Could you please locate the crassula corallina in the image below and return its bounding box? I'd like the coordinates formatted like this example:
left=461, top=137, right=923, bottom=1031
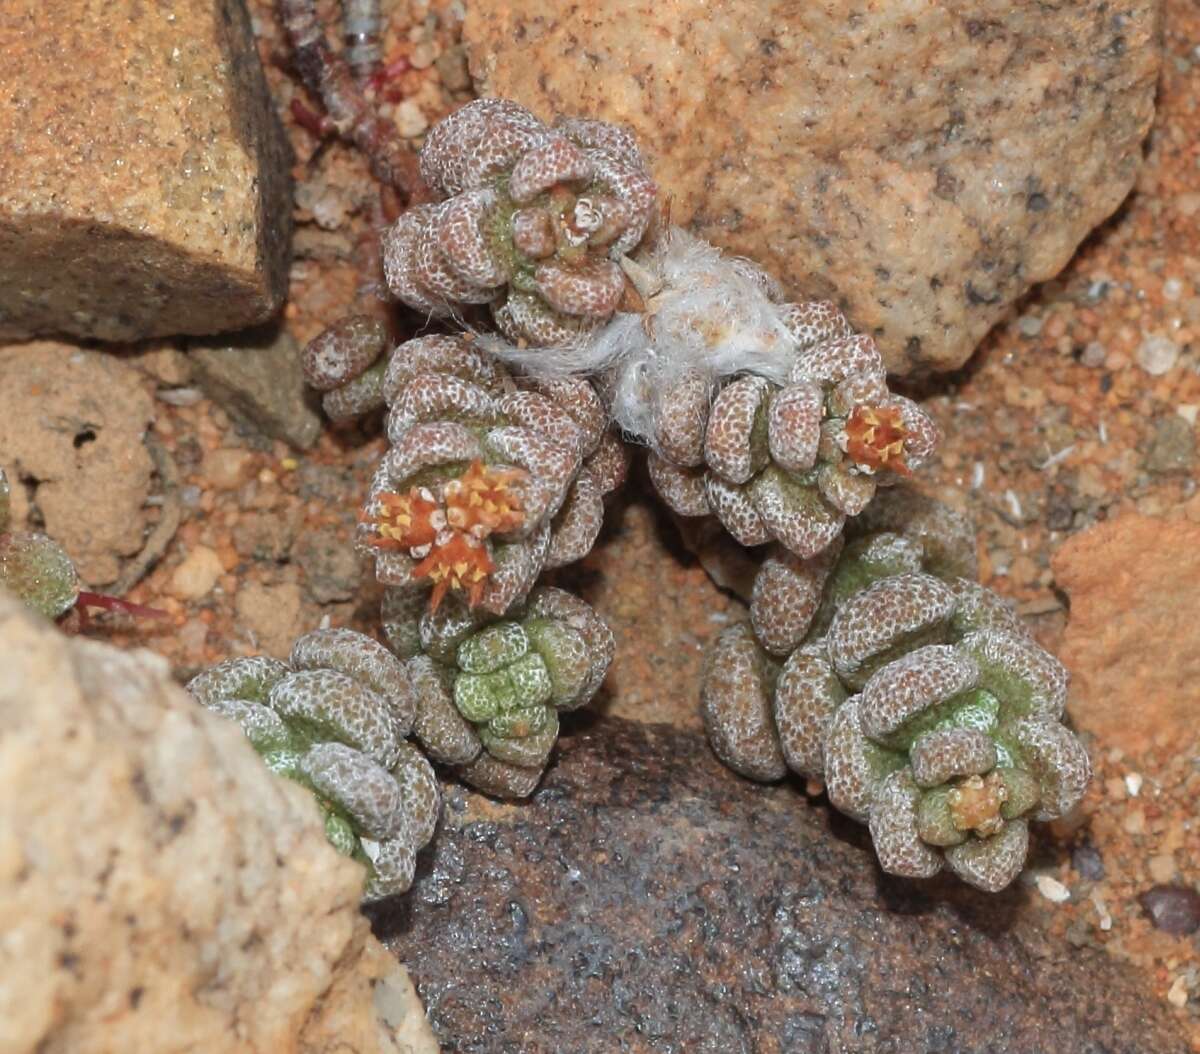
left=187, top=627, right=440, bottom=900
left=701, top=492, right=1089, bottom=892
left=0, top=467, right=79, bottom=619
left=355, top=334, right=626, bottom=616
left=633, top=234, right=939, bottom=562
left=382, top=585, right=614, bottom=799
left=383, top=98, right=657, bottom=346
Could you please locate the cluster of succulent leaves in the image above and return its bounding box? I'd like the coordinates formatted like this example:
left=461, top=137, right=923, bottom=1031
left=304, top=325, right=626, bottom=618
left=187, top=627, right=441, bottom=900
left=701, top=490, right=1090, bottom=892
left=496, top=226, right=934, bottom=570
left=384, top=98, right=657, bottom=345
left=0, top=467, right=80, bottom=619
left=261, top=98, right=1091, bottom=899
left=382, top=585, right=614, bottom=799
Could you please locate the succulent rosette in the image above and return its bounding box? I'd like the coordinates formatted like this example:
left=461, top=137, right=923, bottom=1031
left=187, top=627, right=440, bottom=901
left=382, top=585, right=614, bottom=799
left=647, top=304, right=939, bottom=561
left=381, top=98, right=658, bottom=345
left=358, top=334, right=626, bottom=615
left=701, top=491, right=1090, bottom=892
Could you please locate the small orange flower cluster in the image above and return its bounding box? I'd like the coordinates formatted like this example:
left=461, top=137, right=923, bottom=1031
left=368, top=460, right=527, bottom=609
left=845, top=405, right=911, bottom=477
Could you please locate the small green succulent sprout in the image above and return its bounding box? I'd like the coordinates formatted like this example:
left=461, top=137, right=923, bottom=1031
left=187, top=628, right=440, bottom=901
left=0, top=467, right=167, bottom=625
left=386, top=585, right=614, bottom=798
left=701, top=493, right=1090, bottom=893
left=0, top=468, right=79, bottom=619
left=0, top=529, right=80, bottom=620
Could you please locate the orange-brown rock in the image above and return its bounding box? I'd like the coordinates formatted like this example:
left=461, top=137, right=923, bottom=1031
left=1052, top=514, right=1200, bottom=755
left=0, top=0, right=291, bottom=342
left=463, top=0, right=1161, bottom=373
left=0, top=589, right=438, bottom=1054
left=0, top=343, right=154, bottom=586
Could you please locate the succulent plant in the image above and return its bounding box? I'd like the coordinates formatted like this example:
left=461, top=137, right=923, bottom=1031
left=382, top=585, right=614, bottom=798
left=301, top=313, right=393, bottom=422
left=382, top=98, right=658, bottom=344
left=701, top=491, right=1090, bottom=892
left=0, top=531, right=79, bottom=620
left=626, top=233, right=938, bottom=560
left=0, top=466, right=166, bottom=624
left=187, top=627, right=440, bottom=900
left=472, top=228, right=937, bottom=563
left=0, top=467, right=77, bottom=617
left=358, top=334, right=626, bottom=614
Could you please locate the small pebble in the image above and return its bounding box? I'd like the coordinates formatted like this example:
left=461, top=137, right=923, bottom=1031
left=435, top=45, right=472, bottom=92
left=156, top=387, right=204, bottom=407
left=169, top=545, right=224, bottom=600
left=1148, top=853, right=1178, bottom=885
left=1145, top=416, right=1196, bottom=474
left=1124, top=772, right=1143, bottom=797
left=1138, top=885, right=1200, bottom=936
left=1072, top=843, right=1106, bottom=881
left=1090, top=891, right=1113, bottom=931
left=1080, top=341, right=1107, bottom=368
left=1136, top=333, right=1180, bottom=376
left=1017, top=314, right=1044, bottom=337
left=394, top=99, right=429, bottom=138
left=409, top=42, right=436, bottom=69
left=1167, top=975, right=1188, bottom=1009
left=203, top=448, right=255, bottom=490
left=1035, top=875, right=1071, bottom=903
left=1163, top=277, right=1184, bottom=301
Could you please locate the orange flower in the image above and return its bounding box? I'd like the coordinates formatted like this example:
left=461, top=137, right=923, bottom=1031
left=364, top=461, right=528, bottom=610
left=845, top=405, right=911, bottom=476
left=412, top=531, right=496, bottom=610
left=367, top=489, right=441, bottom=551
left=443, top=461, right=525, bottom=537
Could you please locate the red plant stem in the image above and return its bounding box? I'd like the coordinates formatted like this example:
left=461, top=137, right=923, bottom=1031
left=74, top=591, right=169, bottom=620
left=369, top=55, right=411, bottom=92
left=278, top=0, right=430, bottom=202
left=290, top=98, right=334, bottom=139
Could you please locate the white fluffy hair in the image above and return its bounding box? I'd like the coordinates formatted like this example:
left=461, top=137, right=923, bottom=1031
left=475, top=227, right=802, bottom=445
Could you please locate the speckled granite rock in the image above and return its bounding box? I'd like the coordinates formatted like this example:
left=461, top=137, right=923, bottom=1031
left=0, top=0, right=291, bottom=341
left=378, top=718, right=1185, bottom=1054
left=0, top=343, right=154, bottom=585
left=190, top=325, right=322, bottom=450
left=464, top=0, right=1161, bottom=373
left=1053, top=514, right=1200, bottom=756
left=0, top=590, right=438, bottom=1054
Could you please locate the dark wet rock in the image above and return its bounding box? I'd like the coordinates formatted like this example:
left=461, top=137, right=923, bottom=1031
left=376, top=718, right=1185, bottom=1054
left=1139, top=884, right=1200, bottom=937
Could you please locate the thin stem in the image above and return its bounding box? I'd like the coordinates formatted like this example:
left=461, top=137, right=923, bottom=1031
left=278, top=0, right=429, bottom=200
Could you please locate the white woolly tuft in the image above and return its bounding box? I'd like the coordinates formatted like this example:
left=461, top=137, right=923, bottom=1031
left=474, top=313, right=643, bottom=378
left=477, top=227, right=804, bottom=446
